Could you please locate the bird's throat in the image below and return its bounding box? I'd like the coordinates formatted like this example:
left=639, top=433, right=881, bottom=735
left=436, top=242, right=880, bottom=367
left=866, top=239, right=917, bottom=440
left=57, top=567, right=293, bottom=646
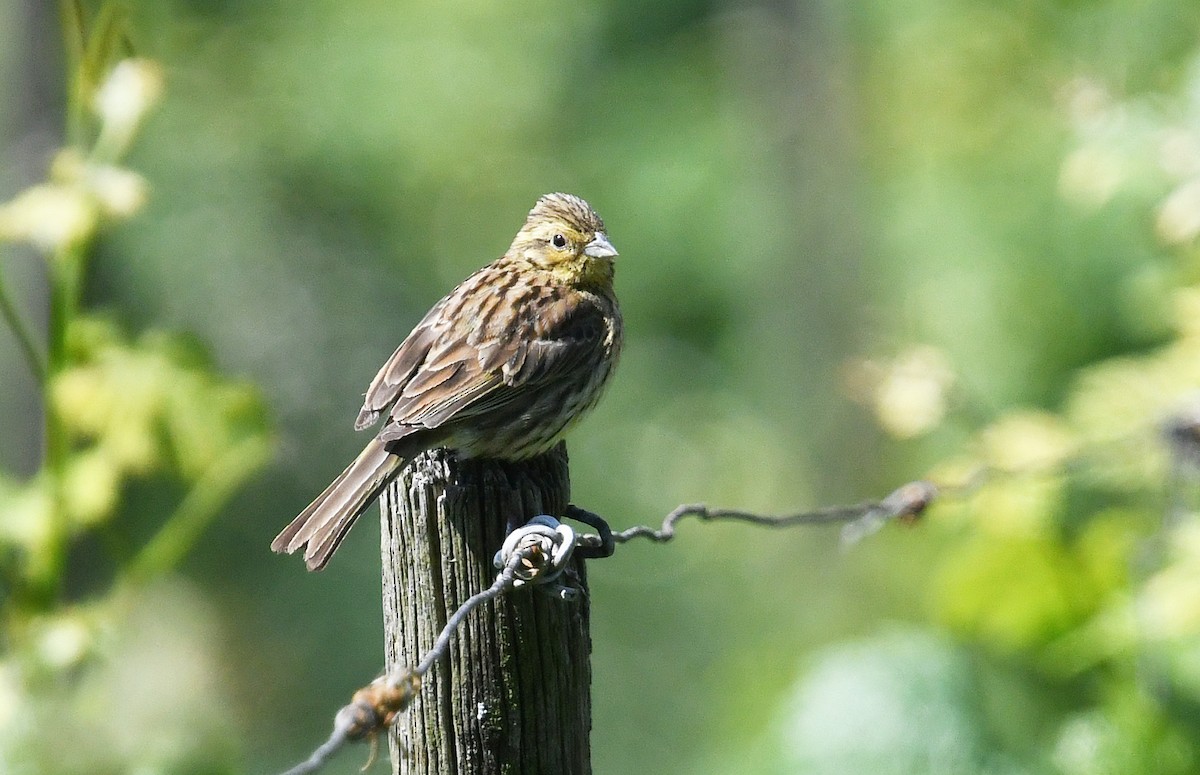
left=556, top=255, right=614, bottom=291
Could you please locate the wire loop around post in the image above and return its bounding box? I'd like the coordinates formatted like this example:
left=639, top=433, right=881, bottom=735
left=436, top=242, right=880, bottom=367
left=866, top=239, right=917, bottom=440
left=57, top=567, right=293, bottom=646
left=493, top=514, right=578, bottom=587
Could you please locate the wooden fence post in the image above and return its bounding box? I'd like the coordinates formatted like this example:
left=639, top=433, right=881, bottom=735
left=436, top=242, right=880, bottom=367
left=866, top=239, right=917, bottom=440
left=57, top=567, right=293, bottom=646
left=379, top=443, right=592, bottom=774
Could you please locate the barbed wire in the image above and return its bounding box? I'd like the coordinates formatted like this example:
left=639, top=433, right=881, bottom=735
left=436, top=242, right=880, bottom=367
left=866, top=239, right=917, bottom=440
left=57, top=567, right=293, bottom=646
left=274, top=478, right=937, bottom=775
left=277, top=401, right=1200, bottom=775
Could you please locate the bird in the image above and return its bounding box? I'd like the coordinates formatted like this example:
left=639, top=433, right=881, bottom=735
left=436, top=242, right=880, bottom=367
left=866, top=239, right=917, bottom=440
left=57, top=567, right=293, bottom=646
left=272, top=193, right=622, bottom=570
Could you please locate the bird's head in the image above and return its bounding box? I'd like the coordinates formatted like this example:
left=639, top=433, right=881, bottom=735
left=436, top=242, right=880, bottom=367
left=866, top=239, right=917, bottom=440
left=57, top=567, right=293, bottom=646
left=509, top=193, right=618, bottom=289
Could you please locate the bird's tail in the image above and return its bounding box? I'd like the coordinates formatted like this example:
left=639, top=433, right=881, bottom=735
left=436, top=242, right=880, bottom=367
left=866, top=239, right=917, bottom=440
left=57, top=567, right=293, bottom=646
left=272, top=439, right=406, bottom=571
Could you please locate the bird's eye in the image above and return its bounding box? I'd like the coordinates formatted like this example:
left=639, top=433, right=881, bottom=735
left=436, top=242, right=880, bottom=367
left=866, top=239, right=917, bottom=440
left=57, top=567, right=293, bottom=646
left=551, top=233, right=568, bottom=249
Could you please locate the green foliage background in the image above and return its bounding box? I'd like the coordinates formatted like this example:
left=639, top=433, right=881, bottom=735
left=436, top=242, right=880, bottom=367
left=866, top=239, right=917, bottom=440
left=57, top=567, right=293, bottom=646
left=3, top=1, right=1200, bottom=773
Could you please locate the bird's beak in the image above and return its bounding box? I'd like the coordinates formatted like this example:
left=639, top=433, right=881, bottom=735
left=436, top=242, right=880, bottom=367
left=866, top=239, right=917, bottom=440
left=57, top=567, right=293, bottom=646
left=583, top=232, right=618, bottom=259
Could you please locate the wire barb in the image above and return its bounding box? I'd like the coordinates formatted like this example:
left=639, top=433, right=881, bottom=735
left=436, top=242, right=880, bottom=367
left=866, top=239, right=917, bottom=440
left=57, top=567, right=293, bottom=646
left=278, top=670, right=421, bottom=775
left=1164, top=401, right=1200, bottom=470
left=1162, top=400, right=1200, bottom=529
left=840, top=480, right=937, bottom=545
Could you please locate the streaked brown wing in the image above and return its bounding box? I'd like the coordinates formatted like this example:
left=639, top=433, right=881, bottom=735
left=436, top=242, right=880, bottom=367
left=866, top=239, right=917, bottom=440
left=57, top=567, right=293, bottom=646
left=357, top=260, right=523, bottom=431
left=376, top=337, right=506, bottom=438
left=355, top=297, right=451, bottom=431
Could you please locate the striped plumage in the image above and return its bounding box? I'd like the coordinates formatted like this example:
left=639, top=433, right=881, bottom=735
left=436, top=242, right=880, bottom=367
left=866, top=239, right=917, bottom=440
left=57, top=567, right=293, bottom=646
left=272, top=193, right=622, bottom=570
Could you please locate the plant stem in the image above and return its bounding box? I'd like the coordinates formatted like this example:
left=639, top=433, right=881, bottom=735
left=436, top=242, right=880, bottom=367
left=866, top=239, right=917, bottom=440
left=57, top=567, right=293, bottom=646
left=59, top=0, right=86, bottom=149
left=0, top=261, right=46, bottom=385
left=121, top=437, right=271, bottom=587
left=32, top=245, right=84, bottom=607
